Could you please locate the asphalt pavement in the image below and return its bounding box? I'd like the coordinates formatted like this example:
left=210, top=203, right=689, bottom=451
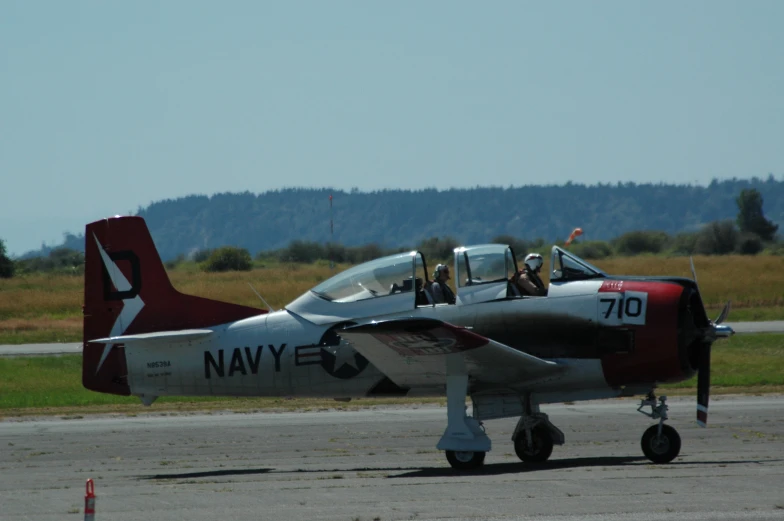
left=1, top=397, right=783, bottom=520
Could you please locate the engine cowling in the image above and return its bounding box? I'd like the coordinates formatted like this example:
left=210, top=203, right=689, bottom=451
left=599, top=279, right=710, bottom=388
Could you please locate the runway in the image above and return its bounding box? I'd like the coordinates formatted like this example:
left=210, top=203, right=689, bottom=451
left=0, top=321, right=782, bottom=357
left=1, top=396, right=783, bottom=520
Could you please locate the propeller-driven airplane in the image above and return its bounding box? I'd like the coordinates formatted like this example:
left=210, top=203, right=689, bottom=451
left=83, top=216, right=733, bottom=470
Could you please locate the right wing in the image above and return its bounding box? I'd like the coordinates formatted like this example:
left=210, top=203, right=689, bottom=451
left=340, top=318, right=563, bottom=388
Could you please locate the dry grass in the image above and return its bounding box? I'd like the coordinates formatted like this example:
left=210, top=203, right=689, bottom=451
left=590, top=255, right=784, bottom=309
left=0, top=273, right=83, bottom=320
left=0, top=317, right=82, bottom=333
left=0, top=255, right=782, bottom=343
left=168, top=262, right=346, bottom=310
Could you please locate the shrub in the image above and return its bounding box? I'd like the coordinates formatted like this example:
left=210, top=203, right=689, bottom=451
left=735, top=233, right=763, bottom=255
left=0, top=238, right=13, bottom=278
left=569, top=241, right=613, bottom=260
left=191, top=249, right=213, bottom=263
left=763, top=241, right=784, bottom=255
left=612, top=231, right=670, bottom=255
left=670, top=232, right=699, bottom=255
left=280, top=241, right=325, bottom=263
left=325, top=243, right=347, bottom=264
left=346, top=244, right=384, bottom=264
left=491, top=235, right=529, bottom=256
left=694, top=220, right=738, bottom=255
left=202, top=247, right=253, bottom=272
left=417, top=236, right=460, bottom=263
left=12, top=247, right=83, bottom=275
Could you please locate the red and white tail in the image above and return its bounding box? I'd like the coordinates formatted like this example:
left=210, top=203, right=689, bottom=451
left=83, top=216, right=263, bottom=395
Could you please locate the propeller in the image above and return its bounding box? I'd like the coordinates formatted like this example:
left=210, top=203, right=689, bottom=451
left=696, top=342, right=711, bottom=427
left=714, top=301, right=732, bottom=331
left=689, top=258, right=733, bottom=428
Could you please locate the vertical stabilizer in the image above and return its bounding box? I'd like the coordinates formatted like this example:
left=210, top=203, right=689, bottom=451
left=83, top=216, right=263, bottom=395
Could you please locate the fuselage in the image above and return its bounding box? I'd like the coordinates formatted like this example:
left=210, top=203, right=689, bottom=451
left=123, top=276, right=702, bottom=406
left=82, top=217, right=713, bottom=412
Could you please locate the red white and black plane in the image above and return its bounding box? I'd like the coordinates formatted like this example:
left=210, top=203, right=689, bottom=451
left=83, top=216, right=733, bottom=470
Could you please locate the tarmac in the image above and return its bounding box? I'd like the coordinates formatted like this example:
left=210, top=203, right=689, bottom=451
left=1, top=323, right=782, bottom=519
left=1, top=396, right=783, bottom=520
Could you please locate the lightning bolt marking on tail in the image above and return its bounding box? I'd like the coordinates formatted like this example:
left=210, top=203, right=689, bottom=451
left=93, top=233, right=145, bottom=373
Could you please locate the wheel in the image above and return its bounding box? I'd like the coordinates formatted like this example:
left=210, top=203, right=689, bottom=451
left=445, top=450, right=486, bottom=470
left=514, top=425, right=554, bottom=463
left=641, top=424, right=681, bottom=464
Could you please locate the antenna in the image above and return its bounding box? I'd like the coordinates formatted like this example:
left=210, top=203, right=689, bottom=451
left=247, top=283, right=275, bottom=312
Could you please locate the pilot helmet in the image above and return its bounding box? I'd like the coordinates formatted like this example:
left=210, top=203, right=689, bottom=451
left=433, top=264, right=450, bottom=279
left=524, top=253, right=544, bottom=272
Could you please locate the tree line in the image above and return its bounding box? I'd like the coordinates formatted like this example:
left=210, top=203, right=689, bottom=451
left=16, top=175, right=784, bottom=263
left=1, top=188, right=779, bottom=277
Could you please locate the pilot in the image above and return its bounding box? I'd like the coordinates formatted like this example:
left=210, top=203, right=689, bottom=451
left=431, top=264, right=456, bottom=304
left=512, top=253, right=547, bottom=297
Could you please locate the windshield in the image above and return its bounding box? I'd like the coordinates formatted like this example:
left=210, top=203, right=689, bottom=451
left=550, top=246, right=606, bottom=282
left=456, top=245, right=516, bottom=288
left=311, top=251, right=417, bottom=303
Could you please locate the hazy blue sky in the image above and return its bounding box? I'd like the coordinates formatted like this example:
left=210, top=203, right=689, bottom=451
left=2, top=1, right=783, bottom=255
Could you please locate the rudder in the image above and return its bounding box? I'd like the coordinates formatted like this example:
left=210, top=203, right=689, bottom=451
left=83, top=216, right=263, bottom=395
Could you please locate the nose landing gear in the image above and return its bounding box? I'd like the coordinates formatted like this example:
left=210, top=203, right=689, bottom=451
left=637, top=392, right=681, bottom=463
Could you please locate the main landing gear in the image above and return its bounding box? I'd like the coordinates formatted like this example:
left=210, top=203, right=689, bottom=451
left=439, top=384, right=564, bottom=470
left=511, top=396, right=564, bottom=464
left=637, top=392, right=681, bottom=464
left=437, top=375, right=491, bottom=470
left=439, top=388, right=682, bottom=470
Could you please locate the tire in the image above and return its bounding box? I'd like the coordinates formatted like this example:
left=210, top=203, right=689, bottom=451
left=445, top=450, right=486, bottom=470
left=514, top=425, right=554, bottom=463
left=641, top=424, right=681, bottom=464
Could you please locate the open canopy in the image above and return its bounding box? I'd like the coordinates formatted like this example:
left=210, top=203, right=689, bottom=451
left=286, top=250, right=431, bottom=324
left=549, top=246, right=607, bottom=282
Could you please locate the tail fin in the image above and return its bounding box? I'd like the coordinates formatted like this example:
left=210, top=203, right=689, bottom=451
left=83, top=216, right=264, bottom=395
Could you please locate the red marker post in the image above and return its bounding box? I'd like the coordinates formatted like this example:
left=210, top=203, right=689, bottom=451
left=84, top=479, right=96, bottom=521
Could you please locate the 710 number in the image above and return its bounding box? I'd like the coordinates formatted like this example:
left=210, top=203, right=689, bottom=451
left=600, top=296, right=643, bottom=319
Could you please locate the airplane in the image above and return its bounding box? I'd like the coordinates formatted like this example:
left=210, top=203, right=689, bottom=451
left=83, top=216, right=734, bottom=470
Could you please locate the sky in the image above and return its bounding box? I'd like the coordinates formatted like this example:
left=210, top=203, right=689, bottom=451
left=2, top=1, right=783, bottom=255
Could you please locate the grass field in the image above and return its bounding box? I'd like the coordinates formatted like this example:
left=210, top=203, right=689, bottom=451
left=0, top=333, right=781, bottom=418
left=0, top=255, right=782, bottom=344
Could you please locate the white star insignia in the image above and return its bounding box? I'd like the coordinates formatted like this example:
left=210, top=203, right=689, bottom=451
left=325, top=345, right=359, bottom=372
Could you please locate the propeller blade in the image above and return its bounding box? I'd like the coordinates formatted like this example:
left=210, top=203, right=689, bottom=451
left=696, top=343, right=711, bottom=428
left=689, top=256, right=698, bottom=286
left=714, top=301, right=731, bottom=325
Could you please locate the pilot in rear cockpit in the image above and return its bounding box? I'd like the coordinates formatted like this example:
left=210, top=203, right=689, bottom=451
left=431, top=264, right=456, bottom=304
left=512, top=253, right=547, bottom=297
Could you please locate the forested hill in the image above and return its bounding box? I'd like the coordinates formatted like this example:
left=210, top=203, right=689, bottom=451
left=54, top=177, right=784, bottom=261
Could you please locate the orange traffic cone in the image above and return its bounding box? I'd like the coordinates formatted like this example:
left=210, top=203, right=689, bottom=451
left=84, top=479, right=96, bottom=521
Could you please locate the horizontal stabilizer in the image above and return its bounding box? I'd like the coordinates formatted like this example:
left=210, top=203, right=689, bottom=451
left=89, top=329, right=213, bottom=346
left=340, top=318, right=563, bottom=388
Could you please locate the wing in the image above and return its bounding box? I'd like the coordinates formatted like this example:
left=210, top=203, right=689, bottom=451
left=339, top=318, right=563, bottom=388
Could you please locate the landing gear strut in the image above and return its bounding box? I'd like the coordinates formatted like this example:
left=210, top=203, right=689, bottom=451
left=438, top=374, right=490, bottom=470
left=511, top=394, right=563, bottom=463
left=637, top=392, right=681, bottom=463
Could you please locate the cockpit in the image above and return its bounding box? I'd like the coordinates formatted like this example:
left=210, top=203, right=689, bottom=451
left=310, top=251, right=430, bottom=304
left=453, top=244, right=522, bottom=304
left=286, top=251, right=434, bottom=324
left=549, top=246, right=606, bottom=282
left=285, top=242, right=608, bottom=324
